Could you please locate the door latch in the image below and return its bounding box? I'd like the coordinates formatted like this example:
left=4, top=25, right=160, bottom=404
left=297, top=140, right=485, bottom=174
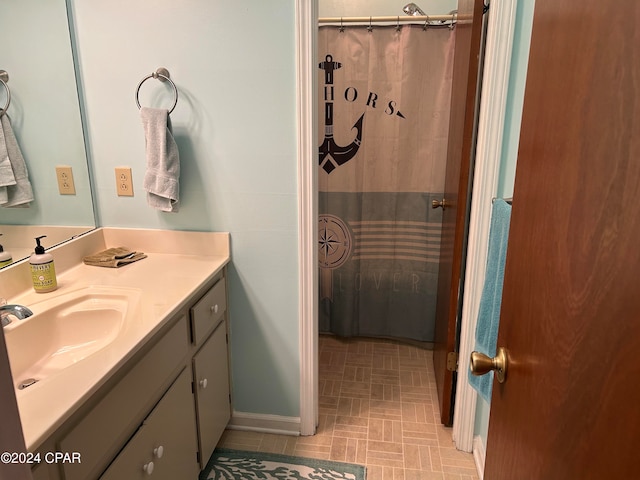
left=446, top=351, right=458, bottom=372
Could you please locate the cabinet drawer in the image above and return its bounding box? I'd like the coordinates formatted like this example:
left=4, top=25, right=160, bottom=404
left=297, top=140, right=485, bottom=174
left=190, top=278, right=226, bottom=346
left=60, top=316, right=189, bottom=480
left=100, top=369, right=199, bottom=480
left=193, top=320, right=230, bottom=468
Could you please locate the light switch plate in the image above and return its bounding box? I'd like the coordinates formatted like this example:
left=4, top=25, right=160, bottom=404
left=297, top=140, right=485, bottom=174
left=115, top=167, right=134, bottom=196
left=55, top=166, right=76, bottom=195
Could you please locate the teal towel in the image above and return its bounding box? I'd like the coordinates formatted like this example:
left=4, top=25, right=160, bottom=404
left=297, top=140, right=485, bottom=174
left=468, top=199, right=512, bottom=404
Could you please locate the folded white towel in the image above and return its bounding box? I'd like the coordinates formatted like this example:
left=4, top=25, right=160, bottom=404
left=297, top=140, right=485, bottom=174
left=0, top=114, right=34, bottom=208
left=140, top=107, right=180, bottom=212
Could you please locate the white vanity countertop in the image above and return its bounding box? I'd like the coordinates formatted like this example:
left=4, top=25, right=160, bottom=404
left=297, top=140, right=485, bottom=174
left=1, top=228, right=230, bottom=451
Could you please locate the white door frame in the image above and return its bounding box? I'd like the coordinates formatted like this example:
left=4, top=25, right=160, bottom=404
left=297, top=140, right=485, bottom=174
left=451, top=0, right=518, bottom=461
left=296, top=0, right=319, bottom=436
left=295, top=0, right=518, bottom=443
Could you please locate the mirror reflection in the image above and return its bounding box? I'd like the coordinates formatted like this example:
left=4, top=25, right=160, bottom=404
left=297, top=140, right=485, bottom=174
left=0, top=0, right=95, bottom=267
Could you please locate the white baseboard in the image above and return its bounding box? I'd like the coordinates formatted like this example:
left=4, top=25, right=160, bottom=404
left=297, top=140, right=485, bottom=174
left=228, top=411, right=301, bottom=436
left=473, top=435, right=486, bottom=480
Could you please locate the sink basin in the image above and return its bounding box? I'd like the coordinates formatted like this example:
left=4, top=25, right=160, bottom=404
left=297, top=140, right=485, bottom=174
left=4, top=286, right=141, bottom=389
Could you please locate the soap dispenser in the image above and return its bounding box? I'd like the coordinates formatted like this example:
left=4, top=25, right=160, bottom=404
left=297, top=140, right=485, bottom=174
left=0, top=234, right=12, bottom=268
left=30, top=236, right=57, bottom=293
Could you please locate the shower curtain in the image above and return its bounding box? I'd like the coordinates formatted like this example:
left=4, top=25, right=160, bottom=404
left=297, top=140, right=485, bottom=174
left=318, top=24, right=455, bottom=342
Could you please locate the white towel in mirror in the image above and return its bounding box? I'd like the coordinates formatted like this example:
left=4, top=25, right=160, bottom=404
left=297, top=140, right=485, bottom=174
left=0, top=114, right=34, bottom=208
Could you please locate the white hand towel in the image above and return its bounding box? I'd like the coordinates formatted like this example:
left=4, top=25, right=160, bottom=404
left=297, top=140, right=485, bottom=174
left=0, top=114, right=34, bottom=208
left=140, top=107, right=180, bottom=212
left=0, top=113, right=17, bottom=204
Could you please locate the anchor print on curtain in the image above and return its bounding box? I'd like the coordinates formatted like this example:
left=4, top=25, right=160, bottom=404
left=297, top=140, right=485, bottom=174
left=318, top=24, right=455, bottom=342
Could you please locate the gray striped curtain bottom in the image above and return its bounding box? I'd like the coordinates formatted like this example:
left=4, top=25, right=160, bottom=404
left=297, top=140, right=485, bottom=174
left=319, top=192, right=443, bottom=342
left=318, top=25, right=454, bottom=342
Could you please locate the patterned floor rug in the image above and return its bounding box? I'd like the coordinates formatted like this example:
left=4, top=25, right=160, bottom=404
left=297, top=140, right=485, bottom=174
left=200, top=448, right=366, bottom=480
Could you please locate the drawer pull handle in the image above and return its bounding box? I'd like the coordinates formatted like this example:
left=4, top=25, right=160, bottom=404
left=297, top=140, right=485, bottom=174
left=200, top=378, right=208, bottom=389
left=210, top=304, right=219, bottom=314
left=143, top=461, right=154, bottom=475
left=154, top=446, right=164, bottom=458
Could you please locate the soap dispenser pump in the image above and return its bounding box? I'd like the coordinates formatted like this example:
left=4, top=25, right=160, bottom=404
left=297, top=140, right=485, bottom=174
left=30, top=236, right=58, bottom=293
left=0, top=234, right=12, bottom=268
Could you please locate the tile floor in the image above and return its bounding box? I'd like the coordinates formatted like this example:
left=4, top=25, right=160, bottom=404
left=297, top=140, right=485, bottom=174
left=218, top=335, right=479, bottom=480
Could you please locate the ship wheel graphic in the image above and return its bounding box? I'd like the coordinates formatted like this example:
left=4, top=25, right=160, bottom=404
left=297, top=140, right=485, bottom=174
left=319, top=214, right=353, bottom=300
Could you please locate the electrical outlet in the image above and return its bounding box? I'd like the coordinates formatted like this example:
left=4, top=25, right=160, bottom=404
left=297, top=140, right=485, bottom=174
left=55, top=166, right=76, bottom=195
left=115, top=167, right=134, bottom=197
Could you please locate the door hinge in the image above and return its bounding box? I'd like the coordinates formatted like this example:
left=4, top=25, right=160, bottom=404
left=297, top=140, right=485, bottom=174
left=446, top=351, right=458, bottom=372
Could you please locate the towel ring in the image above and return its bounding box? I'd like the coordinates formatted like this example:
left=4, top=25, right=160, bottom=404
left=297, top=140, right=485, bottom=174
left=135, top=67, right=178, bottom=114
left=0, top=70, right=10, bottom=118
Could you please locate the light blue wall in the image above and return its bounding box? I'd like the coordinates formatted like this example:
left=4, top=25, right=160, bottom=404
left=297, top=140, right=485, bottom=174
left=473, top=0, right=535, bottom=446
left=496, top=2, right=535, bottom=199
left=68, top=0, right=300, bottom=417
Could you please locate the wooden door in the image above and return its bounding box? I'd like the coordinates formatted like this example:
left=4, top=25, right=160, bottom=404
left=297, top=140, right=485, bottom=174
left=484, top=0, right=640, bottom=478
left=433, top=0, right=485, bottom=425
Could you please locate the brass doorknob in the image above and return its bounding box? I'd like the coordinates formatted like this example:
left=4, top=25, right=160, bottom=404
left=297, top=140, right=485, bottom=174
left=432, top=198, right=447, bottom=210
left=470, top=347, right=508, bottom=383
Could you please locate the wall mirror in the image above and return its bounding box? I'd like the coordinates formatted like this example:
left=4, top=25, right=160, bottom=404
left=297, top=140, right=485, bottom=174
left=0, top=0, right=95, bottom=267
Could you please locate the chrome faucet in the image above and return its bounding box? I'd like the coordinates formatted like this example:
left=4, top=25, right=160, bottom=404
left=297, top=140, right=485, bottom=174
left=0, top=304, right=34, bottom=327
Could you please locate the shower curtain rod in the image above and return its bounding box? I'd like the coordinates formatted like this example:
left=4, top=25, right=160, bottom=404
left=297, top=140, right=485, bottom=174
left=319, top=14, right=456, bottom=24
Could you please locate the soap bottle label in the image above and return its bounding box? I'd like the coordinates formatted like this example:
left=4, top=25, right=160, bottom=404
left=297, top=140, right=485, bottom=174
left=31, top=261, right=58, bottom=292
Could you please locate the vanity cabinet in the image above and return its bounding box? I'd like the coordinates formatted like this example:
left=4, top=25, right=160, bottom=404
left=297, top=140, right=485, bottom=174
left=190, top=272, right=231, bottom=469
left=32, top=269, right=231, bottom=480
left=192, top=319, right=230, bottom=469
left=59, top=316, right=191, bottom=480
left=99, top=369, right=199, bottom=480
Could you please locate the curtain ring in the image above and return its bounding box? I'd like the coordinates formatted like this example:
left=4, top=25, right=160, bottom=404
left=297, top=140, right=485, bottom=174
left=423, top=15, right=430, bottom=31
left=396, top=16, right=401, bottom=32
left=339, top=17, right=345, bottom=33
left=0, top=70, right=10, bottom=117
left=367, top=16, right=373, bottom=33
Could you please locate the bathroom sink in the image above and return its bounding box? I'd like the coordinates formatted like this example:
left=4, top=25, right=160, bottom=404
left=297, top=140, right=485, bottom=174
left=4, top=286, right=141, bottom=389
